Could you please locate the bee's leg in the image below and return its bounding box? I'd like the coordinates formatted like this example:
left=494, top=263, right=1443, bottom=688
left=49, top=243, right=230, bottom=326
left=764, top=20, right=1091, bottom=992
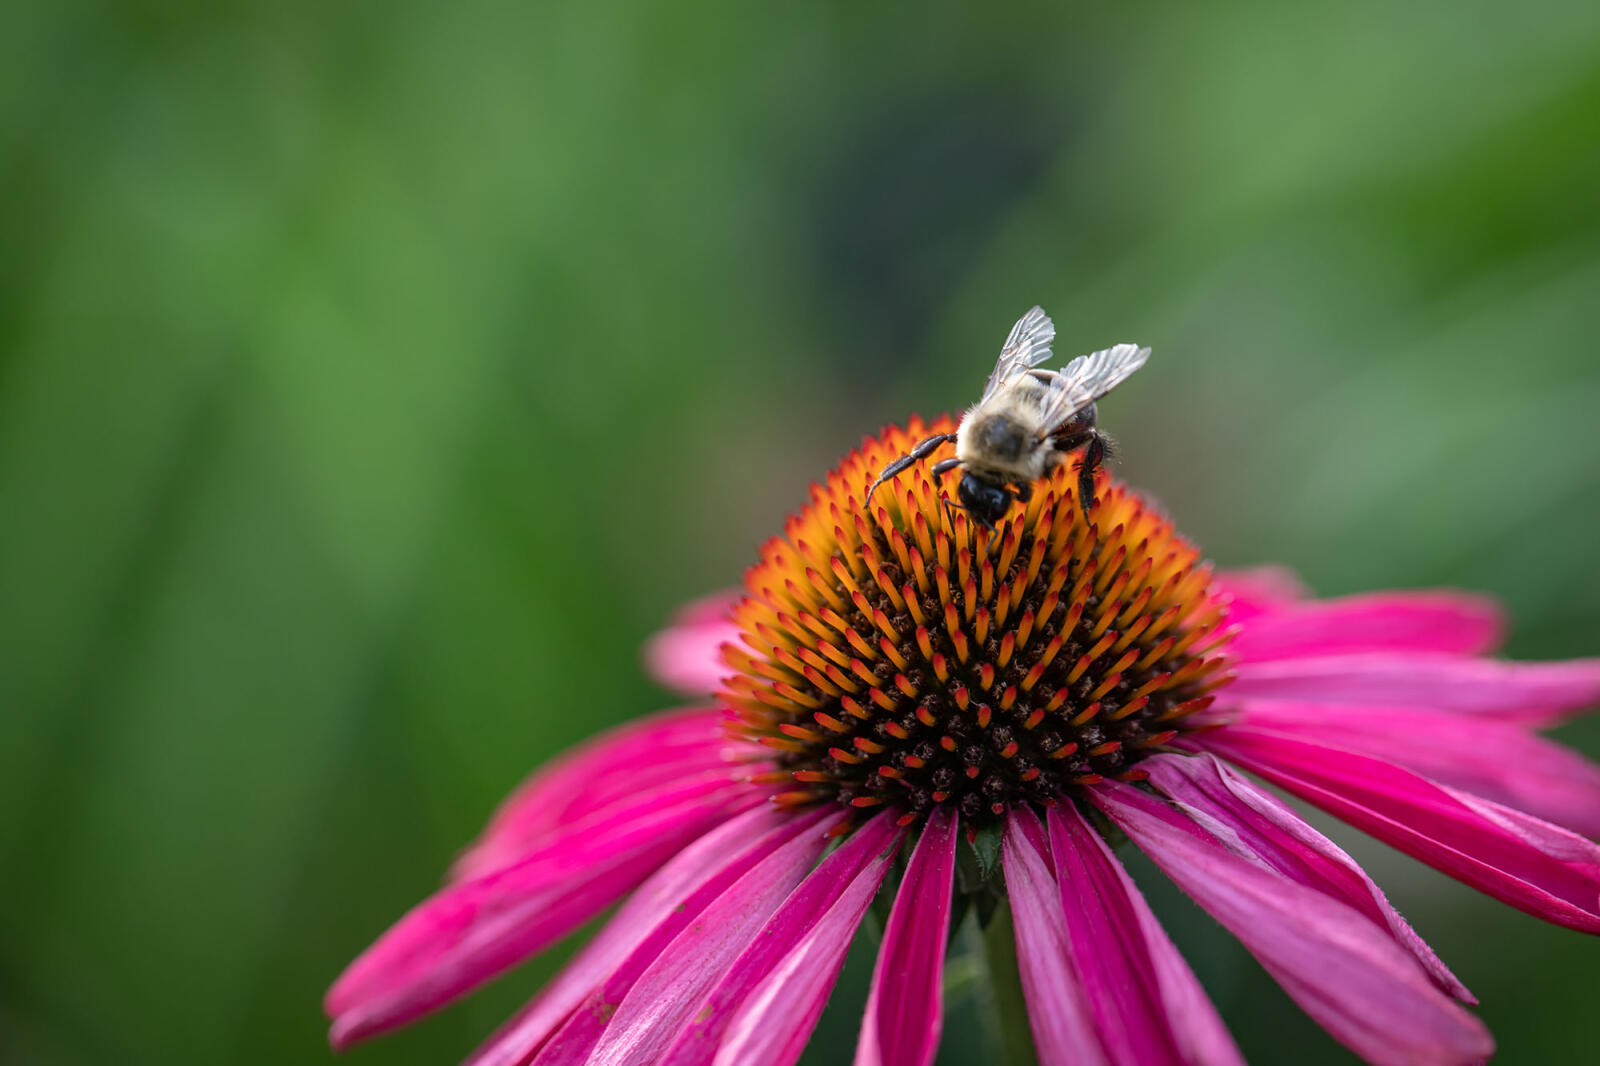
left=1077, top=435, right=1107, bottom=515
left=905, top=432, right=957, bottom=464
left=1050, top=404, right=1105, bottom=512
left=865, top=433, right=956, bottom=504
left=1051, top=431, right=1094, bottom=505
left=924, top=457, right=971, bottom=530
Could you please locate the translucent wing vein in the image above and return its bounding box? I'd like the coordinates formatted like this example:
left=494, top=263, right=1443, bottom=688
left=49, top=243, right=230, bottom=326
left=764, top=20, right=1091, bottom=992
left=980, top=306, right=1056, bottom=402
left=1036, top=343, right=1150, bottom=436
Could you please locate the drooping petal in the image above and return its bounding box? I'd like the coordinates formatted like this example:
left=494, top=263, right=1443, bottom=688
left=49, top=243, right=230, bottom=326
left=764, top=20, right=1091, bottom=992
left=855, top=805, right=958, bottom=1066
left=463, top=804, right=807, bottom=1066
left=572, top=807, right=846, bottom=1066
left=1231, top=701, right=1600, bottom=837
left=1212, top=566, right=1307, bottom=626
left=1143, top=752, right=1470, bottom=1001
left=662, top=813, right=902, bottom=1066
left=1228, top=591, right=1503, bottom=662
left=452, top=707, right=735, bottom=882
left=326, top=772, right=756, bottom=1047
left=1046, top=803, right=1245, bottom=1066
left=1092, top=782, right=1494, bottom=1066
left=1002, top=807, right=1104, bottom=1066
left=644, top=591, right=743, bottom=696
left=1228, top=652, right=1600, bottom=725
left=1200, top=727, right=1600, bottom=933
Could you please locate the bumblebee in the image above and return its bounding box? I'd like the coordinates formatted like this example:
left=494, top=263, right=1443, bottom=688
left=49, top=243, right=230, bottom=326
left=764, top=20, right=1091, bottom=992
left=867, top=307, right=1149, bottom=529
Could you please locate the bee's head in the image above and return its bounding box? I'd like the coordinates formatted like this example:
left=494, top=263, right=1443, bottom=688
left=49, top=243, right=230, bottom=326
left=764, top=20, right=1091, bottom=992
left=958, top=473, right=1011, bottom=530
left=971, top=413, right=1027, bottom=463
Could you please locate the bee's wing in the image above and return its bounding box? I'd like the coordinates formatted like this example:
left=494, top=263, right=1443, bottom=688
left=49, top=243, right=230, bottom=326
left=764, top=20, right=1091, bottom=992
left=1036, top=342, right=1151, bottom=437
left=980, top=306, right=1056, bottom=402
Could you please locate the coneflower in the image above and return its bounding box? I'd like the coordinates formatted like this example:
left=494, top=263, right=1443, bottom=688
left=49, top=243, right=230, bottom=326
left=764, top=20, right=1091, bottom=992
left=327, top=416, right=1600, bottom=1066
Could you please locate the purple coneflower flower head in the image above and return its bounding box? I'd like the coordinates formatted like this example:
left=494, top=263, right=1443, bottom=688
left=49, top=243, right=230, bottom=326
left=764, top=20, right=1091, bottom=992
left=327, top=416, right=1600, bottom=1066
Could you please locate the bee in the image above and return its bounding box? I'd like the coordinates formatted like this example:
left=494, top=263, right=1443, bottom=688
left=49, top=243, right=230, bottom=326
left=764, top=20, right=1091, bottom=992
left=866, top=306, right=1150, bottom=530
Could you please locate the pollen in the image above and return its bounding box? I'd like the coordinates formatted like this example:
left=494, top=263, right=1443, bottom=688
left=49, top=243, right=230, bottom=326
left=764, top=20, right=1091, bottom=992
left=720, top=416, right=1235, bottom=826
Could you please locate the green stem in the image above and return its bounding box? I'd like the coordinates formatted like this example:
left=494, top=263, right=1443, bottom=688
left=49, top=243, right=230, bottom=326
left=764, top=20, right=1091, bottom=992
left=974, top=900, right=1040, bottom=1066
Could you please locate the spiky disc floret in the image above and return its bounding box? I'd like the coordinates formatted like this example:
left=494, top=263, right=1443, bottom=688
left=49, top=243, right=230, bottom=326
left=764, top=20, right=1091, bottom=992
left=720, top=417, right=1236, bottom=828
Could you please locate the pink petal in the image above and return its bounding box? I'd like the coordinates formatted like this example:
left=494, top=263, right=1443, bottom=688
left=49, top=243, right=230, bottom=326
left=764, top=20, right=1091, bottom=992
left=1002, top=807, right=1105, bottom=1066
left=855, top=805, right=958, bottom=1066
left=1142, top=752, right=1471, bottom=1001
left=326, top=773, right=755, bottom=1046
left=1212, top=566, right=1308, bottom=625
left=1229, top=652, right=1600, bottom=725
left=1046, top=803, right=1245, bottom=1066
left=1229, top=591, right=1504, bottom=662
left=644, top=591, right=743, bottom=696
left=667, top=813, right=903, bottom=1066
left=463, top=804, right=807, bottom=1066
left=452, top=707, right=735, bottom=882
left=1200, top=727, right=1600, bottom=933
left=1233, top=700, right=1600, bottom=837
left=1093, top=782, right=1494, bottom=1066
left=573, top=807, right=846, bottom=1066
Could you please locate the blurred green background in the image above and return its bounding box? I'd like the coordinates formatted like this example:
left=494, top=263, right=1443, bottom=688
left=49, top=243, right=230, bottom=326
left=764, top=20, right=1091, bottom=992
left=4, top=1, right=1599, bottom=1063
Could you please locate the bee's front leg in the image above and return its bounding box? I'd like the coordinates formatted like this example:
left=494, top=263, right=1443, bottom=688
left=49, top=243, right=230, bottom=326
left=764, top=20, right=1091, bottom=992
left=865, top=432, right=957, bottom=504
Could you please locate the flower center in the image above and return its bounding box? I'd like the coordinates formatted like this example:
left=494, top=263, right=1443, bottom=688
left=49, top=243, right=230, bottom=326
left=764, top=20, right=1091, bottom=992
left=721, top=417, right=1234, bottom=827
